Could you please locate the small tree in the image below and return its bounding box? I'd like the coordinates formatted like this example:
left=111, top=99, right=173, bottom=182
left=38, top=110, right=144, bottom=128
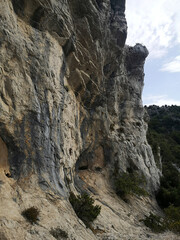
left=115, top=172, right=148, bottom=200
left=69, top=192, right=101, bottom=227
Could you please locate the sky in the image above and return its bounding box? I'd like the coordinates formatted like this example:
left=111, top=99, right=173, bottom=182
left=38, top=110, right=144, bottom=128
left=125, top=0, right=180, bottom=106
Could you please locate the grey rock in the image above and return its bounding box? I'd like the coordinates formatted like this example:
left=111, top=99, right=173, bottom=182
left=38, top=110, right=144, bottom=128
left=0, top=0, right=160, bottom=198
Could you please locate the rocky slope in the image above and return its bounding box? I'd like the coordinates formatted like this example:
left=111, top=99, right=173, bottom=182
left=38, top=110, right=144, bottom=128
left=0, top=0, right=177, bottom=239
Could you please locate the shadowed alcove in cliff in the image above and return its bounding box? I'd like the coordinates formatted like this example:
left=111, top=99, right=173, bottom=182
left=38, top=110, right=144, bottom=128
left=0, top=126, right=26, bottom=179
left=30, top=6, right=46, bottom=29
left=11, top=0, right=46, bottom=30
left=0, top=137, right=10, bottom=177
left=75, top=144, right=111, bottom=173
left=11, top=0, right=25, bottom=17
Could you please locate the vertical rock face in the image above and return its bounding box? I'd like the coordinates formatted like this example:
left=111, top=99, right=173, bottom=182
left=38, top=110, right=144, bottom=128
left=0, top=0, right=160, bottom=198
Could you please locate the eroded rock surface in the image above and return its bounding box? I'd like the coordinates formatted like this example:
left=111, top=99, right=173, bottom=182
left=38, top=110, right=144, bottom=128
left=0, top=0, right=170, bottom=239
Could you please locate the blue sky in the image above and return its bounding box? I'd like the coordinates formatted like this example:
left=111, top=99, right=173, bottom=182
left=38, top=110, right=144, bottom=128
left=126, top=0, right=180, bottom=106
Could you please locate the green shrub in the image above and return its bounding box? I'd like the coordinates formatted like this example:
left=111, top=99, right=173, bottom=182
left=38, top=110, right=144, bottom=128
left=141, top=212, right=166, bottom=233
left=22, top=207, right=39, bottom=224
left=69, top=192, right=101, bottom=227
left=168, top=221, right=180, bottom=233
left=115, top=172, right=148, bottom=199
left=142, top=206, right=180, bottom=234
left=164, top=205, right=180, bottom=233
left=50, top=227, right=68, bottom=239
left=165, top=205, right=180, bottom=221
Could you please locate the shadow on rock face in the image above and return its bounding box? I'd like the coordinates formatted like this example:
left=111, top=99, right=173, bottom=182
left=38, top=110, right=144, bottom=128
left=110, top=0, right=126, bottom=12
left=0, top=232, right=8, bottom=240
left=0, top=137, right=9, bottom=174
left=11, top=0, right=25, bottom=17
left=0, top=126, right=26, bottom=179
left=30, top=6, right=46, bottom=30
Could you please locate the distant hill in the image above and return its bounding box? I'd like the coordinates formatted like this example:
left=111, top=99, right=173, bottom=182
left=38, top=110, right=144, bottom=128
left=146, top=105, right=180, bottom=208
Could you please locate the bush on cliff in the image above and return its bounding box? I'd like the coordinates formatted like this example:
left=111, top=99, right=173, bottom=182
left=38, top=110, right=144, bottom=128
left=69, top=192, right=101, bottom=227
left=22, top=207, right=39, bottom=224
left=114, top=172, right=148, bottom=200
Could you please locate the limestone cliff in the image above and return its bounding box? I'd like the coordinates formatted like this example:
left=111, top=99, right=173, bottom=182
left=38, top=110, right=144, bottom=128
left=0, top=1, right=174, bottom=240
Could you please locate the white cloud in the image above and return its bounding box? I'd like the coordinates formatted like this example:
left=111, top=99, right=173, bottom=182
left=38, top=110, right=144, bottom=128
left=160, top=56, right=180, bottom=72
left=126, top=0, right=180, bottom=58
left=143, top=95, right=180, bottom=106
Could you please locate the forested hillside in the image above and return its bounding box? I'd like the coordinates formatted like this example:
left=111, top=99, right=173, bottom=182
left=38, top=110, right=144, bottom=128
left=145, top=105, right=180, bottom=233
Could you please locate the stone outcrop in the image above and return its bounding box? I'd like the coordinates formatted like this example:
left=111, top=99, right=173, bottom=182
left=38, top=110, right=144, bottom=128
left=0, top=0, right=171, bottom=239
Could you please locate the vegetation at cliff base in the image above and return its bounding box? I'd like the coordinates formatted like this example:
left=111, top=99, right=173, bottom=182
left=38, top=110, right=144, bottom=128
left=146, top=105, right=180, bottom=208
left=164, top=205, right=180, bottom=233
left=142, top=212, right=166, bottom=233
left=142, top=206, right=180, bottom=234
left=69, top=192, right=101, bottom=227
left=145, top=105, right=180, bottom=234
